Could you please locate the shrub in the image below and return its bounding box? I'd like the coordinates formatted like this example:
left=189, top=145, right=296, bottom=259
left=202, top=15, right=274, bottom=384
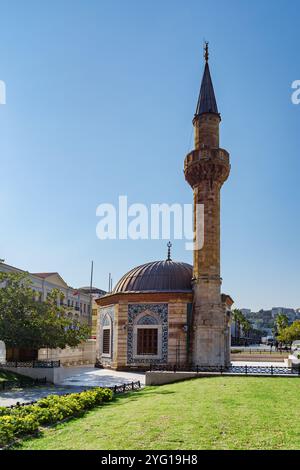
left=0, top=407, right=9, bottom=417
left=0, top=414, right=39, bottom=447
left=0, top=387, right=113, bottom=447
left=0, top=416, right=14, bottom=447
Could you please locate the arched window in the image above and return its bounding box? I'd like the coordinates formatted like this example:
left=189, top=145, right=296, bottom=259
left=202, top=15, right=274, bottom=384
left=135, top=313, right=160, bottom=357
left=137, top=315, right=158, bottom=326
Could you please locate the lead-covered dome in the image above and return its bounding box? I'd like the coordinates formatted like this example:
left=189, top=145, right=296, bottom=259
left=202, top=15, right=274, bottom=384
left=113, top=260, right=193, bottom=293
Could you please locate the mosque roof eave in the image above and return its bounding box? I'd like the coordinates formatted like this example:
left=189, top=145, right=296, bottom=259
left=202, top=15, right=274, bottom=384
left=96, top=290, right=193, bottom=307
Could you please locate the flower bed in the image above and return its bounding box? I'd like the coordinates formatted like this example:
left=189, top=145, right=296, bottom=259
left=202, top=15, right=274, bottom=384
left=0, top=387, right=113, bottom=447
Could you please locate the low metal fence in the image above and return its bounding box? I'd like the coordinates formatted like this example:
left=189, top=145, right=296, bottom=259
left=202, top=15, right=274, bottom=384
left=109, top=381, right=141, bottom=394
left=231, top=348, right=291, bottom=355
left=149, top=363, right=300, bottom=377
left=4, top=381, right=142, bottom=409
left=0, top=360, right=60, bottom=368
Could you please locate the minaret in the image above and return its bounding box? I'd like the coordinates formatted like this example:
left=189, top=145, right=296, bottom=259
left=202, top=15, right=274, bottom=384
left=184, top=43, right=231, bottom=366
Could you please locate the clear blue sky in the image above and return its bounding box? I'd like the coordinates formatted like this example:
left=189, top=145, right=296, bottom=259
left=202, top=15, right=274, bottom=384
left=0, top=0, right=299, bottom=311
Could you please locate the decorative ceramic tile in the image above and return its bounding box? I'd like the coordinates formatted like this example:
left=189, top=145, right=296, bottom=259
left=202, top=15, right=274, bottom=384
left=127, top=304, right=168, bottom=364
left=100, top=306, right=114, bottom=325
left=137, top=314, right=159, bottom=325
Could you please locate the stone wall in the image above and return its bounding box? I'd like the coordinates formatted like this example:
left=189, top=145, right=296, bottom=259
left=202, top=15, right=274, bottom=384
left=168, top=302, right=189, bottom=365
left=115, top=302, right=128, bottom=368
left=38, top=339, right=96, bottom=366
left=2, top=366, right=65, bottom=384
left=146, top=371, right=199, bottom=386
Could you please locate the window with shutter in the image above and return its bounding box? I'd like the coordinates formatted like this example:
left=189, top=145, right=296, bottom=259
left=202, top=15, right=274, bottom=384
left=137, top=328, right=158, bottom=355
left=102, top=329, right=111, bottom=354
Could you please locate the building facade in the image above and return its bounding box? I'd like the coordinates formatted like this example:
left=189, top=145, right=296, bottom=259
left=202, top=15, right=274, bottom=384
left=96, top=45, right=233, bottom=369
left=0, top=262, right=92, bottom=322
left=0, top=261, right=99, bottom=363
left=78, top=286, right=107, bottom=337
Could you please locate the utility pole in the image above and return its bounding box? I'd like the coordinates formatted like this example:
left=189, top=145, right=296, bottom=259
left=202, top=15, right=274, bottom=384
left=89, top=261, right=94, bottom=328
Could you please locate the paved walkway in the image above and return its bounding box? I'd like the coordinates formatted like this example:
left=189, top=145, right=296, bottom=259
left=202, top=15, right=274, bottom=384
left=57, top=366, right=145, bottom=388
left=0, top=385, right=86, bottom=407
left=0, top=368, right=145, bottom=407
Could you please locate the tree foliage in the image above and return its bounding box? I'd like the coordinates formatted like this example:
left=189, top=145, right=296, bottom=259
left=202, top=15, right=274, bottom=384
left=0, top=272, right=91, bottom=350
left=232, top=309, right=251, bottom=337
left=277, top=320, right=300, bottom=344
left=273, top=313, right=289, bottom=338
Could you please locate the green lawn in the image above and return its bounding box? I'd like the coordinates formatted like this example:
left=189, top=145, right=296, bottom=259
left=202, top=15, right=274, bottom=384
left=17, top=377, right=300, bottom=450
left=0, top=370, right=33, bottom=383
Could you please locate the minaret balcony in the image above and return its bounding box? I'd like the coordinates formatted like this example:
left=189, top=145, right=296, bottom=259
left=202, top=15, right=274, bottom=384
left=184, top=148, right=230, bottom=188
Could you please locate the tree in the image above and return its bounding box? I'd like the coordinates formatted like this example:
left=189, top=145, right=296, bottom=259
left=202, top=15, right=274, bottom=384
left=232, top=309, right=251, bottom=338
left=240, top=317, right=251, bottom=335
left=273, top=313, right=289, bottom=339
left=0, top=272, right=91, bottom=354
left=277, top=320, right=300, bottom=344
left=232, top=309, right=243, bottom=338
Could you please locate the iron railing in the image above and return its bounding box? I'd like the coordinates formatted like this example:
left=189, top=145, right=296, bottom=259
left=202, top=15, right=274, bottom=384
left=231, top=348, right=291, bottom=355
left=149, top=363, right=300, bottom=377
left=109, top=381, right=141, bottom=394
left=0, top=360, right=60, bottom=368
left=3, top=381, right=142, bottom=409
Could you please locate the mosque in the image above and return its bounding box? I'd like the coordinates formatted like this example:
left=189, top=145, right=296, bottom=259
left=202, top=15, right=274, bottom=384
left=96, top=45, right=233, bottom=369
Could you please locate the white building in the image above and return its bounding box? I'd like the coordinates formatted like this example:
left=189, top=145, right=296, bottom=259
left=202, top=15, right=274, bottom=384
left=0, top=261, right=101, bottom=365
left=271, top=307, right=296, bottom=321
left=0, top=262, right=92, bottom=322
left=240, top=308, right=251, bottom=317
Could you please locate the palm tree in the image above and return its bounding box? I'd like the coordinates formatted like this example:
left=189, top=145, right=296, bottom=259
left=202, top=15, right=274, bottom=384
left=232, top=309, right=252, bottom=344
left=232, top=309, right=244, bottom=339
left=240, top=317, right=251, bottom=336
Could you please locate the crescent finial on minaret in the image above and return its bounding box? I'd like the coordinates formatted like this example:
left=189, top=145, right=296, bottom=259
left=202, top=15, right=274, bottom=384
left=204, top=41, right=209, bottom=63
left=167, top=241, right=172, bottom=261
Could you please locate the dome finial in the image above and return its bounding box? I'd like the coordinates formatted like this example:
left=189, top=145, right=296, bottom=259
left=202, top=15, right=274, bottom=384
left=167, top=241, right=172, bottom=261
left=204, top=41, right=209, bottom=63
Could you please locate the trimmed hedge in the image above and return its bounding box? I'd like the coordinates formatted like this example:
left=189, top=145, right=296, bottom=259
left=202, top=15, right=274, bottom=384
left=0, top=387, right=113, bottom=447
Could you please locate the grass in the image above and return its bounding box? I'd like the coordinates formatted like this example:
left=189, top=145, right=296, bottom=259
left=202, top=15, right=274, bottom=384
left=0, top=370, right=33, bottom=384
left=16, top=377, right=300, bottom=450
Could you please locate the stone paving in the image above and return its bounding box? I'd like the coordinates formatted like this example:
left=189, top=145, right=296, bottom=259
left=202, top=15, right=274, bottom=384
left=0, top=385, right=86, bottom=407
left=0, top=367, right=145, bottom=407
left=58, top=367, right=145, bottom=388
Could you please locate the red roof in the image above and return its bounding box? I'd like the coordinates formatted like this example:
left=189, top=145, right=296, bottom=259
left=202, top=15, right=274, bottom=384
left=32, top=272, right=58, bottom=279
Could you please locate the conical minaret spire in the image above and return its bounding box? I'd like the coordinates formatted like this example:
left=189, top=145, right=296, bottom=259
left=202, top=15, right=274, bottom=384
left=193, top=43, right=221, bottom=150
left=195, top=43, right=219, bottom=116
